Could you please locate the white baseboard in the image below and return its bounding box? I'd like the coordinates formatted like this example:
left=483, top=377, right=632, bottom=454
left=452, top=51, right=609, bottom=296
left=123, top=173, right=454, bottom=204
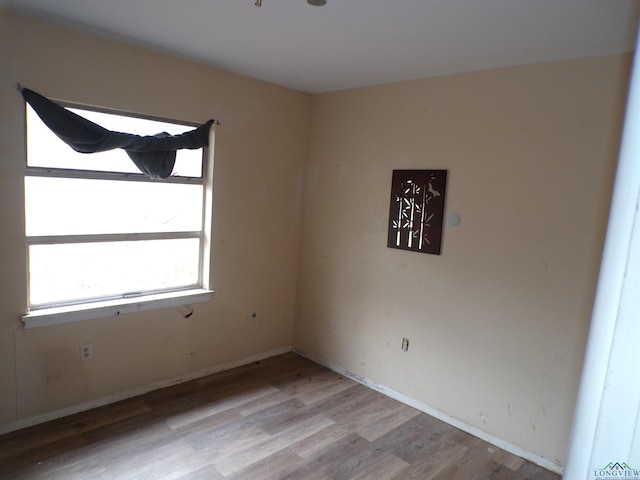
left=0, top=346, right=293, bottom=436
left=293, top=348, right=564, bottom=476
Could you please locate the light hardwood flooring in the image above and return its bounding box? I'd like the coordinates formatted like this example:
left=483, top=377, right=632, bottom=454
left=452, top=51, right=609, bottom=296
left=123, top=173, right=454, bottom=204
left=0, top=353, right=560, bottom=479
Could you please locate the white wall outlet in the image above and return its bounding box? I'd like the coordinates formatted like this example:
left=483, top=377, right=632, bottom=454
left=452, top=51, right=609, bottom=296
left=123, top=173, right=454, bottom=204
left=402, top=338, right=409, bottom=352
left=80, top=344, right=93, bottom=361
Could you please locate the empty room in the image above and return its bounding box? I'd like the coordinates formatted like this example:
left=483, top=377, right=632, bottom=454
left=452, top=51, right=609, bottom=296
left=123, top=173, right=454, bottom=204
left=1, top=1, right=639, bottom=479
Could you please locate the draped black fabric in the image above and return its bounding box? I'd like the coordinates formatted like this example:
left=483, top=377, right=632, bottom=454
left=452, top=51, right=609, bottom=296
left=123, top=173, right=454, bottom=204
left=22, top=88, right=214, bottom=180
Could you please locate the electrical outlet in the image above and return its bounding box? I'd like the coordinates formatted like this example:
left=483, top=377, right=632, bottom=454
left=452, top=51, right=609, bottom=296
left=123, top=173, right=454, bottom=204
left=80, top=344, right=93, bottom=361
left=401, top=338, right=409, bottom=352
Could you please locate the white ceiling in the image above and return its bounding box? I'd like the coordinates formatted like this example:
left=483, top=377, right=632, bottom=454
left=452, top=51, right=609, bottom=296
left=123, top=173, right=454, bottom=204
left=5, top=0, right=640, bottom=93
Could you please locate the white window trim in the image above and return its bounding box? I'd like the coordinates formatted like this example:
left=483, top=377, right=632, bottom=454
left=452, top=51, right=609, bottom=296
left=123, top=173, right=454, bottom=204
left=21, top=106, right=216, bottom=329
left=21, top=288, right=214, bottom=329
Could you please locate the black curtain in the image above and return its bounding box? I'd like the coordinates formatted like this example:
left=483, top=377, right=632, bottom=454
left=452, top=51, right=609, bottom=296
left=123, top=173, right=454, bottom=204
left=22, top=88, right=215, bottom=180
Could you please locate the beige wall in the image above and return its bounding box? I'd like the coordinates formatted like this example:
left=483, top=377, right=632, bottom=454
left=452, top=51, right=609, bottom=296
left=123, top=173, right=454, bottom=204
left=294, top=55, right=630, bottom=466
left=0, top=10, right=309, bottom=425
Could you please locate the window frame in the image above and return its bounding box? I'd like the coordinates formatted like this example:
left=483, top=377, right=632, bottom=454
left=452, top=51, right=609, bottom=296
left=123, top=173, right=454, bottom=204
left=21, top=101, right=215, bottom=329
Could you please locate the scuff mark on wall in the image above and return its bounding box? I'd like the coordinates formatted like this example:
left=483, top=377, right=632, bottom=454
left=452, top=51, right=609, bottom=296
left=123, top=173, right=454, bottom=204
left=531, top=372, right=548, bottom=436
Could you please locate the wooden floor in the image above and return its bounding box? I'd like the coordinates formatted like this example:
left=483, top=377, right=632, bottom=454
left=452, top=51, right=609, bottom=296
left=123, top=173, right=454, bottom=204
left=0, top=353, right=560, bottom=480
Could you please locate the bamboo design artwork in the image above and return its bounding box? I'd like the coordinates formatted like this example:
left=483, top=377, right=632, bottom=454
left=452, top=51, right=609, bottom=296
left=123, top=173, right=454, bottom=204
left=387, top=170, right=448, bottom=255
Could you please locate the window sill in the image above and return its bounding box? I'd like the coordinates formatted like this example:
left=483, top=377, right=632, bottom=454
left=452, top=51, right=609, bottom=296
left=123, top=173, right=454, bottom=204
left=21, top=289, right=214, bottom=329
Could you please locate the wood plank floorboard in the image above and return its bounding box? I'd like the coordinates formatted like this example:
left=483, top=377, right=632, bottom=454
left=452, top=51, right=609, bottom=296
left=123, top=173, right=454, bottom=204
left=0, top=353, right=560, bottom=480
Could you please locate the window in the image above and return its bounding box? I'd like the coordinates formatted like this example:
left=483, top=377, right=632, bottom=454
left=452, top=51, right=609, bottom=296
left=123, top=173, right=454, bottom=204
left=22, top=103, right=214, bottom=328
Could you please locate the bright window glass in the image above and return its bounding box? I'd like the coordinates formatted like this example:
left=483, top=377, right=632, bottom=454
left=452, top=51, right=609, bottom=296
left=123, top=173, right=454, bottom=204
left=25, top=177, right=203, bottom=236
left=28, top=239, right=200, bottom=306
left=26, top=105, right=203, bottom=177
left=25, top=103, right=209, bottom=310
